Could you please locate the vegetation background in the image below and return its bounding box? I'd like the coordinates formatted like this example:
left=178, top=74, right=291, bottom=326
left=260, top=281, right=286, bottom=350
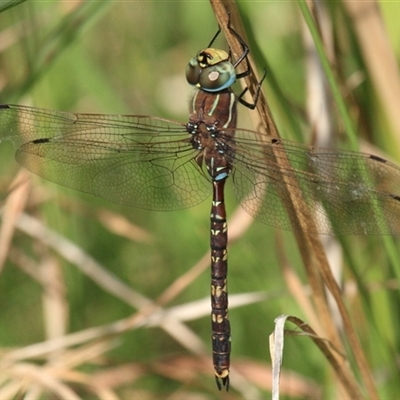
left=1, top=0, right=400, bottom=398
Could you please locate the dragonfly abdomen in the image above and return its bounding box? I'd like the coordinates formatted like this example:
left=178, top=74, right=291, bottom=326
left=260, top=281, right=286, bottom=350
left=210, top=178, right=230, bottom=390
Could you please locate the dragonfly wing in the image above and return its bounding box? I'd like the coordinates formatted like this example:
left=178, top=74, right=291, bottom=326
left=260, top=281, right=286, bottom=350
left=1, top=105, right=210, bottom=210
left=229, top=130, right=400, bottom=235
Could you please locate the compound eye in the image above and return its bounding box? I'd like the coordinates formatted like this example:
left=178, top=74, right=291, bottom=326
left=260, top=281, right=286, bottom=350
left=186, top=57, right=202, bottom=86
left=198, top=62, right=236, bottom=92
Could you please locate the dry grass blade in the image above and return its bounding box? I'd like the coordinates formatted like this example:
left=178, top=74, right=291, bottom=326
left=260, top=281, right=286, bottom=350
left=270, top=315, right=285, bottom=400
left=40, top=256, right=69, bottom=341
left=1, top=362, right=82, bottom=400
left=96, top=208, right=153, bottom=244
left=274, top=316, right=365, bottom=398
left=0, top=170, right=30, bottom=273
left=1, top=340, right=121, bottom=399
left=344, top=0, right=400, bottom=152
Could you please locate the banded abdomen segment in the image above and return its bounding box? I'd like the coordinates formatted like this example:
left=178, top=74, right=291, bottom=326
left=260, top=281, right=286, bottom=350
left=210, top=178, right=230, bottom=390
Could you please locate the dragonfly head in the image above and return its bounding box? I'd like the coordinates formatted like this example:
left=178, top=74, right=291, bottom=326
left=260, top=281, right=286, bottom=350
left=186, top=48, right=236, bottom=92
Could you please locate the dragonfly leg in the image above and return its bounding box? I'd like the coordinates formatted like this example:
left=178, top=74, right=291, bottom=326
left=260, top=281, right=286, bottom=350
left=237, top=68, right=267, bottom=110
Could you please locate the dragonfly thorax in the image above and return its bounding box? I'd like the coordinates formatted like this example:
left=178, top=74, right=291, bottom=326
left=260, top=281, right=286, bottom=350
left=188, top=89, right=237, bottom=130
left=186, top=48, right=236, bottom=92
left=188, top=90, right=235, bottom=182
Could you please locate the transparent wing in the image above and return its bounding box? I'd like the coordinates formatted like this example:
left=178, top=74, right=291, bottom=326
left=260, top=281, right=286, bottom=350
left=3, top=104, right=400, bottom=235
left=0, top=104, right=210, bottom=210
left=226, top=129, right=400, bottom=235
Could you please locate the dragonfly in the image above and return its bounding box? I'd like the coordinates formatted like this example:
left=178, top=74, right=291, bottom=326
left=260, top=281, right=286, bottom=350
left=2, top=25, right=400, bottom=391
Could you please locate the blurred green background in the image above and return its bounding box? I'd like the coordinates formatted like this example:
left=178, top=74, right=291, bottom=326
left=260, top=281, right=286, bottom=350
left=1, top=1, right=400, bottom=398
